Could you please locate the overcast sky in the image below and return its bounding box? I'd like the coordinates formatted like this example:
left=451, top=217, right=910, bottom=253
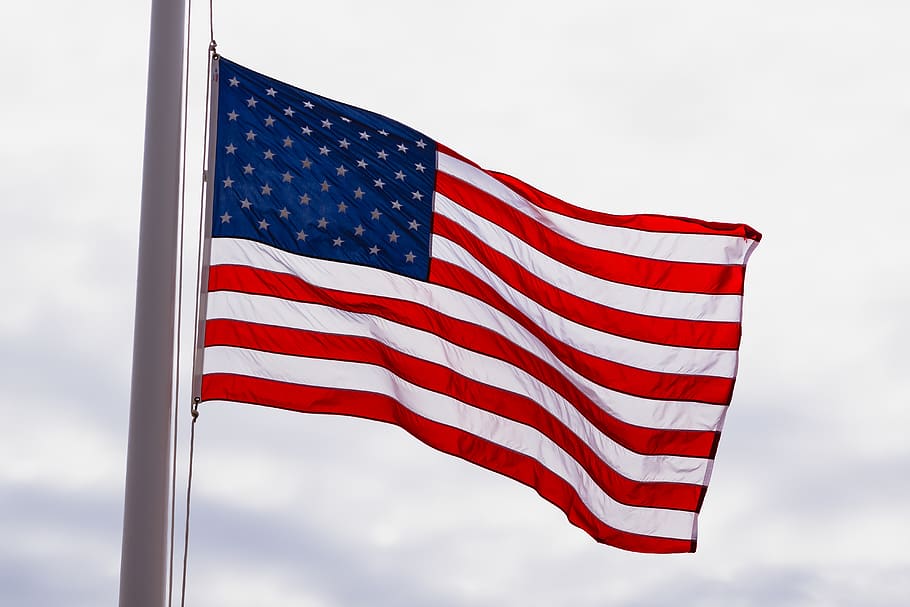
left=2, top=1, right=909, bottom=606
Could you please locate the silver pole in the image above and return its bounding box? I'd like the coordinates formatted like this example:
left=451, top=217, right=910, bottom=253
left=119, top=0, right=186, bottom=604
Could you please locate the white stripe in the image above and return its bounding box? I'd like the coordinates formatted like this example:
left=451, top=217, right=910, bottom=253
left=209, top=238, right=728, bottom=431
left=438, top=152, right=754, bottom=266
left=203, top=345, right=698, bottom=540
left=207, top=290, right=712, bottom=485
left=435, top=192, right=743, bottom=323
left=433, top=236, right=737, bottom=378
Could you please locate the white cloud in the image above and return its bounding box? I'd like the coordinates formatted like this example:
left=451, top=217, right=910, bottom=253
left=2, top=1, right=909, bottom=605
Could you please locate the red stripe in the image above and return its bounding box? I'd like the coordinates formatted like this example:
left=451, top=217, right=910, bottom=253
left=201, top=373, right=697, bottom=553
left=482, top=167, right=761, bottom=242
left=434, top=214, right=742, bottom=350
left=429, top=260, right=736, bottom=405
left=208, top=264, right=722, bottom=457
left=205, top=319, right=705, bottom=511
left=436, top=143, right=480, bottom=168
left=436, top=172, right=747, bottom=295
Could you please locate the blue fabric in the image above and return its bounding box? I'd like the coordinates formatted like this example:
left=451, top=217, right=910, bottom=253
left=212, top=57, right=437, bottom=280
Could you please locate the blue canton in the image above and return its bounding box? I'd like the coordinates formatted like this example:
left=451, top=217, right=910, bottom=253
left=212, top=57, right=437, bottom=280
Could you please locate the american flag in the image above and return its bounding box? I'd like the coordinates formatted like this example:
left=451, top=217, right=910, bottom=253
left=198, top=56, right=761, bottom=553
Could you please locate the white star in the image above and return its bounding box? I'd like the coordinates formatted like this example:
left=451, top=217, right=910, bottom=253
left=320, top=180, right=331, bottom=192
left=263, top=149, right=275, bottom=160
left=240, top=198, right=252, bottom=209
left=258, top=219, right=269, bottom=230
left=317, top=217, right=329, bottom=229
left=373, top=178, right=385, bottom=189
left=297, top=229, right=308, bottom=241
left=333, top=236, right=344, bottom=247
left=405, top=251, right=416, bottom=263
left=242, top=164, right=255, bottom=175
left=301, top=158, right=313, bottom=169
left=369, top=245, right=380, bottom=255
left=229, top=77, right=239, bottom=87
left=378, top=129, right=389, bottom=136
left=370, top=208, right=382, bottom=220
left=246, top=97, right=258, bottom=108
left=353, top=187, right=365, bottom=199
left=354, top=224, right=365, bottom=236
left=397, top=143, right=408, bottom=153
left=245, top=130, right=256, bottom=141
left=388, top=230, right=399, bottom=243
left=356, top=159, right=368, bottom=168
left=415, top=139, right=427, bottom=149
left=321, top=118, right=333, bottom=129
left=394, top=170, right=406, bottom=181
left=283, top=136, right=293, bottom=148
left=338, top=138, right=351, bottom=149
left=264, top=115, right=276, bottom=127
left=337, top=201, right=348, bottom=213
left=222, top=176, right=234, bottom=188
left=391, top=200, right=403, bottom=210
left=303, top=100, right=315, bottom=109
left=340, top=116, right=352, bottom=123
left=319, top=146, right=330, bottom=156
left=281, top=171, right=293, bottom=183
left=279, top=207, right=290, bottom=219
left=301, top=126, right=313, bottom=136
left=336, top=165, right=348, bottom=177
left=299, top=193, right=311, bottom=205
left=220, top=211, right=231, bottom=223
left=224, top=143, right=237, bottom=154
left=359, top=131, right=371, bottom=140
left=265, top=87, right=277, bottom=97
left=411, top=190, right=424, bottom=201
left=408, top=219, right=420, bottom=231
left=227, top=110, right=239, bottom=121
left=376, top=150, right=389, bottom=160
left=414, top=162, right=426, bottom=173
left=261, top=184, right=272, bottom=195
left=283, top=106, right=295, bottom=117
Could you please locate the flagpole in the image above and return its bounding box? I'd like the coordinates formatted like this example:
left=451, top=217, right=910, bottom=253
left=119, top=0, right=186, bottom=605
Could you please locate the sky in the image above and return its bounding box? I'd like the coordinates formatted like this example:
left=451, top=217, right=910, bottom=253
left=1, top=1, right=909, bottom=605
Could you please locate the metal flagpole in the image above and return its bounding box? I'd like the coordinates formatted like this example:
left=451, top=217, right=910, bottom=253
left=119, top=0, right=187, bottom=605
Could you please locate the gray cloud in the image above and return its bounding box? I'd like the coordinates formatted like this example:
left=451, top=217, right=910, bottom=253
left=2, top=1, right=909, bottom=606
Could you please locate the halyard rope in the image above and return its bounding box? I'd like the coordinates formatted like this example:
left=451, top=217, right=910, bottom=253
left=179, top=400, right=201, bottom=607
left=166, top=0, right=194, bottom=601
left=168, top=0, right=218, bottom=603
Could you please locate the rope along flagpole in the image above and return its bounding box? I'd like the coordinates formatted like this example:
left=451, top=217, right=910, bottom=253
left=173, top=0, right=220, bottom=598
left=166, top=0, right=195, bottom=601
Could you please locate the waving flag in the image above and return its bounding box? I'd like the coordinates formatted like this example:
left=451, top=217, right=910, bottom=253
left=196, top=56, right=761, bottom=553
